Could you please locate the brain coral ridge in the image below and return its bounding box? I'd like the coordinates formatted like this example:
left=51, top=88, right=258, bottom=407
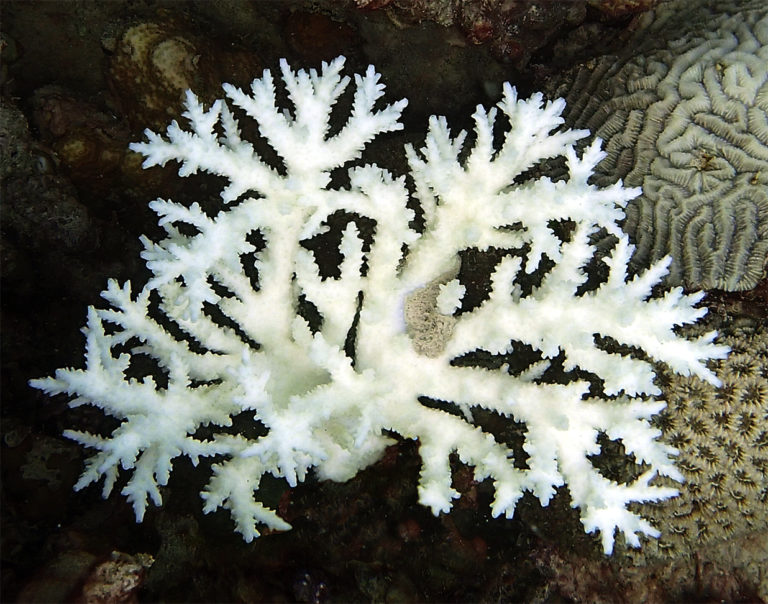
left=551, top=0, right=768, bottom=291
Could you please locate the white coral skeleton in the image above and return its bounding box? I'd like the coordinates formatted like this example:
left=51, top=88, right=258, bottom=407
left=30, top=56, right=729, bottom=554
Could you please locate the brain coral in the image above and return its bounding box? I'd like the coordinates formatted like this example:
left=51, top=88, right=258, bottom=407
left=550, top=0, right=768, bottom=291
left=625, top=319, right=767, bottom=560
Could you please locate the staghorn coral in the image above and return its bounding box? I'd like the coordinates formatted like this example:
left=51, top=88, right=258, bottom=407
left=550, top=0, right=768, bottom=291
left=30, top=57, right=728, bottom=554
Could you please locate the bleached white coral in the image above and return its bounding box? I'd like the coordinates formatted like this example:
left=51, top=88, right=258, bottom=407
left=30, top=57, right=729, bottom=554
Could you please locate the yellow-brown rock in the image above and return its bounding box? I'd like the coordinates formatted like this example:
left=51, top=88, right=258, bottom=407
left=108, top=20, right=261, bottom=130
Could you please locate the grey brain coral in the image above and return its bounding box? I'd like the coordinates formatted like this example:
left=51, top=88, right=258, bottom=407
left=628, top=319, right=768, bottom=560
left=551, top=0, right=768, bottom=291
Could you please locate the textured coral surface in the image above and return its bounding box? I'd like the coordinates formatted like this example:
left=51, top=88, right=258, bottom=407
left=627, top=319, right=768, bottom=560
left=552, top=0, right=768, bottom=290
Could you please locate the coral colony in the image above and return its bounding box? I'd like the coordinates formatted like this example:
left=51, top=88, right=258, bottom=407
left=553, top=0, right=768, bottom=291
left=31, top=57, right=729, bottom=554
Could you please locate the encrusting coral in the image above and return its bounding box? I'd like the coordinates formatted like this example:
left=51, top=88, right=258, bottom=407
left=31, top=57, right=729, bottom=555
left=624, top=319, right=768, bottom=560
left=550, top=0, right=768, bottom=291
